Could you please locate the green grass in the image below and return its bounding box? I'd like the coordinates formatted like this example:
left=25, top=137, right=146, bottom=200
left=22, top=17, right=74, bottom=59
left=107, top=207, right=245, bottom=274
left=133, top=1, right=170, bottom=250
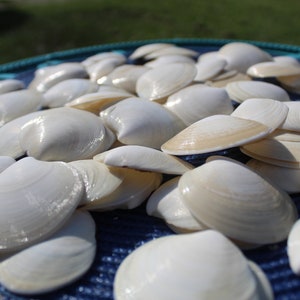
left=1, top=0, right=300, bottom=64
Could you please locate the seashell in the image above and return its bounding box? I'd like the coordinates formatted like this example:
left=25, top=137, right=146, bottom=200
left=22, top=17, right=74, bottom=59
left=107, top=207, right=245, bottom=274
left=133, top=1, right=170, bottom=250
left=82, top=166, right=162, bottom=211
left=197, top=50, right=226, bottom=63
left=146, top=176, right=204, bottom=233
left=19, top=107, right=116, bottom=162
left=277, top=74, right=300, bottom=94
left=218, top=42, right=273, bottom=73
left=247, top=61, right=300, bottom=78
left=114, top=230, right=274, bottom=300
left=287, top=219, right=300, bottom=276
left=274, top=55, right=300, bottom=65
left=100, top=97, right=186, bottom=149
left=0, top=210, right=96, bottom=295
left=81, top=51, right=127, bottom=68
left=136, top=62, right=197, bottom=102
left=178, top=157, right=298, bottom=245
left=69, top=159, right=123, bottom=205
left=206, top=71, right=252, bottom=88
left=241, top=138, right=300, bottom=168
left=0, top=89, right=43, bottom=126
left=144, top=45, right=198, bottom=60
left=226, top=80, right=290, bottom=103
left=280, top=101, right=300, bottom=131
left=42, top=78, right=99, bottom=108
left=93, top=145, right=194, bottom=175
left=0, top=79, right=25, bottom=94
left=106, top=64, right=150, bottom=94
left=0, top=156, right=15, bottom=173
left=161, top=114, right=270, bottom=155
left=231, top=98, right=289, bottom=133
left=269, top=129, right=300, bottom=142
left=28, top=62, right=88, bottom=93
left=144, top=54, right=195, bottom=68
left=247, top=159, right=300, bottom=193
left=164, top=84, right=234, bottom=126
left=0, top=157, right=83, bottom=252
left=129, top=43, right=173, bottom=60
left=65, top=90, right=132, bottom=114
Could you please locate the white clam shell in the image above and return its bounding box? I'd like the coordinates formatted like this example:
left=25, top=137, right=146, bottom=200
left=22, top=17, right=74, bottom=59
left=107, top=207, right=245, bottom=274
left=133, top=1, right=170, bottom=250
left=100, top=97, right=185, bottom=149
left=146, top=176, right=204, bottom=233
left=136, top=62, right=197, bottom=102
left=206, top=71, right=252, bottom=88
left=0, top=79, right=25, bottom=94
left=219, top=42, right=273, bottom=73
left=247, top=159, right=300, bottom=193
left=29, top=62, right=88, bottom=93
left=0, top=210, right=96, bottom=295
left=81, top=51, right=127, bottom=68
left=287, top=219, right=300, bottom=275
left=42, top=78, right=99, bottom=108
left=178, top=157, right=298, bottom=245
left=69, top=159, right=123, bottom=205
left=0, top=89, right=43, bottom=126
left=93, top=145, right=194, bottom=175
left=164, top=84, right=234, bottom=126
left=226, top=80, right=290, bottom=103
left=144, top=54, right=195, bottom=68
left=280, top=101, right=300, bottom=131
left=231, top=98, right=289, bottom=133
left=161, top=114, right=270, bottom=155
left=83, top=166, right=162, bottom=211
left=277, top=74, right=300, bottom=94
left=0, top=156, right=15, bottom=173
left=114, top=230, right=273, bottom=300
left=129, top=43, right=173, bottom=60
left=19, top=107, right=116, bottom=162
left=0, top=157, right=83, bottom=252
left=144, top=45, right=198, bottom=60
left=270, top=129, right=300, bottom=142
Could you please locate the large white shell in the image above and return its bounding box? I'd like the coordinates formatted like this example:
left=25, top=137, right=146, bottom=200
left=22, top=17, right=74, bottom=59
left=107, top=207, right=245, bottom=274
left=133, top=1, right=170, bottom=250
left=161, top=114, right=270, bottom=155
left=42, top=78, right=99, bottom=108
left=0, top=79, right=25, bottom=94
left=287, top=219, right=300, bottom=276
left=0, top=210, right=96, bottom=295
left=0, top=157, right=83, bottom=252
left=146, top=176, right=204, bottom=233
left=114, top=230, right=273, bottom=300
left=280, top=101, right=300, bottom=131
left=136, top=63, right=197, bottom=102
left=231, top=98, right=289, bottom=133
left=0, top=156, right=15, bottom=173
left=164, top=84, right=234, bottom=126
left=226, top=80, right=290, bottom=103
left=178, top=157, right=298, bottom=245
left=93, top=145, right=194, bottom=174
left=0, top=89, right=43, bottom=126
left=100, top=97, right=185, bottom=149
left=19, top=107, right=116, bottom=162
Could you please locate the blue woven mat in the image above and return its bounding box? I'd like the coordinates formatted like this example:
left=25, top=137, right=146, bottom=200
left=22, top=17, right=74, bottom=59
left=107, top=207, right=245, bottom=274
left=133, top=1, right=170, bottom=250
left=1, top=38, right=300, bottom=300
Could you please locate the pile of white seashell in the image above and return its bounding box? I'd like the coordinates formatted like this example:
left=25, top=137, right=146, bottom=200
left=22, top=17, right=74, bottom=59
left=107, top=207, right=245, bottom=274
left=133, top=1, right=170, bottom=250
left=0, top=41, right=300, bottom=299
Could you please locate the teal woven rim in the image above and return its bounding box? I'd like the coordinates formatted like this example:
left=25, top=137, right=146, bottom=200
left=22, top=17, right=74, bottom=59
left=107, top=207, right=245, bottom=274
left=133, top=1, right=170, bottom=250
left=1, top=38, right=300, bottom=76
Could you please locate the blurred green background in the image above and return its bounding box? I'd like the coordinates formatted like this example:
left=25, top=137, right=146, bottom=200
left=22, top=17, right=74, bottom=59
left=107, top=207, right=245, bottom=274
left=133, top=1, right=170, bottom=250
left=1, top=0, right=300, bottom=64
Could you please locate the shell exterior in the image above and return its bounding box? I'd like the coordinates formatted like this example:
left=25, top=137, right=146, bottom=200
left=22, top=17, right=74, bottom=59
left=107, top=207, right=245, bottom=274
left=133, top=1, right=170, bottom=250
left=164, top=84, right=234, bottom=126
left=0, top=157, right=84, bottom=252
left=280, top=101, right=300, bottom=131
left=100, top=97, right=186, bottom=149
left=277, top=74, right=300, bottom=94
left=81, top=51, right=127, bottom=68
left=161, top=114, right=270, bottom=155
left=270, top=129, right=300, bottom=142
left=0, top=210, right=96, bottom=295
left=93, top=145, right=194, bottom=175
left=144, top=55, right=195, bottom=68
left=144, top=45, right=199, bottom=60
left=231, top=98, right=289, bottom=133
left=42, top=78, right=99, bottom=108
left=0, top=156, right=15, bottom=173
left=146, top=176, right=204, bottom=233
left=0, top=79, right=25, bottom=94
left=129, top=43, right=173, bottom=60
left=287, top=219, right=300, bottom=275
left=206, top=71, right=252, bottom=88
left=0, top=89, right=43, bottom=126
left=136, top=62, right=197, bottom=102
left=219, top=42, right=273, bottom=73
left=178, top=157, right=298, bottom=245
left=19, top=107, right=116, bottom=162
left=226, top=80, right=290, bottom=103
left=82, top=166, right=162, bottom=211
left=114, top=230, right=273, bottom=300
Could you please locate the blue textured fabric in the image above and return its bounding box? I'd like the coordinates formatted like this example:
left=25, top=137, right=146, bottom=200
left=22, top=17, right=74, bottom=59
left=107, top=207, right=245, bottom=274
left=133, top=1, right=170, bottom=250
left=1, top=39, right=300, bottom=300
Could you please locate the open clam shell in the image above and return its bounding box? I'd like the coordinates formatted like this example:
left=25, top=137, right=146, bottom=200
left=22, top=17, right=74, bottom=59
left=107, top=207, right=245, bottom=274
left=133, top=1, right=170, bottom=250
left=114, top=230, right=273, bottom=300
left=0, top=210, right=96, bottom=295
left=287, top=219, right=300, bottom=276
left=161, top=114, right=270, bottom=155
left=0, top=157, right=84, bottom=252
left=178, top=157, right=298, bottom=245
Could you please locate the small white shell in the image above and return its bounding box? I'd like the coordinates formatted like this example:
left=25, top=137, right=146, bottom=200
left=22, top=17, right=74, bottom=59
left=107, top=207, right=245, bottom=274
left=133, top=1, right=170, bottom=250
left=129, top=43, right=173, bottom=60
left=81, top=51, right=127, bottom=68
left=287, top=219, right=300, bottom=275
left=0, top=157, right=83, bottom=252
left=0, top=79, right=25, bottom=94
left=144, top=45, right=198, bottom=60
left=93, top=145, right=194, bottom=175
left=0, top=156, right=15, bottom=173
left=144, top=55, right=195, bottom=68
left=270, top=129, right=300, bottom=142
left=280, top=101, right=300, bottom=131
left=0, top=210, right=96, bottom=295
